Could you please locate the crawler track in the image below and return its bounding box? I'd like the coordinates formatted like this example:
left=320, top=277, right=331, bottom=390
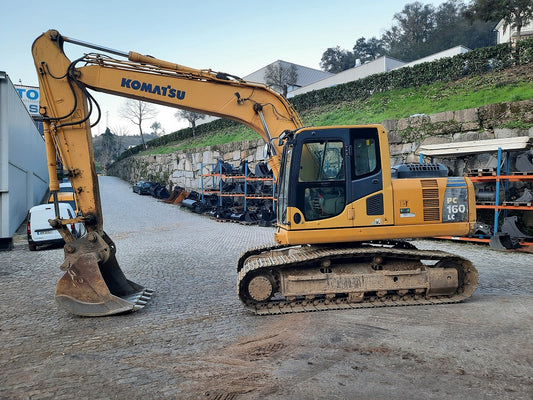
left=237, top=243, right=478, bottom=315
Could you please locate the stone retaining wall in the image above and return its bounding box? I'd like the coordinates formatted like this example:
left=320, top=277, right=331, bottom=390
left=108, top=100, right=533, bottom=190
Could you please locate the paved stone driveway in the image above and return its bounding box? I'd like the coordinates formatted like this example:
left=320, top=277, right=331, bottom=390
left=1, top=176, right=531, bottom=399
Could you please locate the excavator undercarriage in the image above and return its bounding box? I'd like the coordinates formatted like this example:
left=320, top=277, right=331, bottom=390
left=238, top=242, right=478, bottom=315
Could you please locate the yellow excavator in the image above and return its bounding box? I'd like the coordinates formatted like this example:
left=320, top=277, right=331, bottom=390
left=32, top=30, right=478, bottom=316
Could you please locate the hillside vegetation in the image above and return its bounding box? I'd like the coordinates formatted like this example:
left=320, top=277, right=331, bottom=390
left=116, top=39, right=533, bottom=159
left=141, top=64, right=532, bottom=156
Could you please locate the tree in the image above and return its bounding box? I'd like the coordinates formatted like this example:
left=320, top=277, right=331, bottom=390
left=264, top=62, right=298, bottom=96
left=95, top=127, right=119, bottom=167
left=320, top=46, right=356, bottom=73
left=120, top=100, right=158, bottom=149
left=465, top=0, right=533, bottom=41
left=353, top=37, right=385, bottom=63
left=175, top=110, right=206, bottom=137
left=150, top=121, right=165, bottom=137
left=320, top=1, right=498, bottom=73
left=112, top=124, right=130, bottom=137
left=431, top=0, right=495, bottom=50
left=382, top=2, right=436, bottom=61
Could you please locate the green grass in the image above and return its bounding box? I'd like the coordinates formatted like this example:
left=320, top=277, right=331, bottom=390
left=306, top=80, right=533, bottom=127
left=140, top=66, right=533, bottom=155
left=143, top=126, right=256, bottom=155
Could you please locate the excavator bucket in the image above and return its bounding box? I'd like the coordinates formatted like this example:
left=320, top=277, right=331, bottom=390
left=55, top=232, right=153, bottom=316
left=489, top=232, right=520, bottom=251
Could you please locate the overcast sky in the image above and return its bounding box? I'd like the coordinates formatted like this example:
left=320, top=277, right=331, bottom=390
left=2, top=0, right=449, bottom=135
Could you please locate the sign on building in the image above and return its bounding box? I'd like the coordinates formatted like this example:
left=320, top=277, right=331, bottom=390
left=14, top=84, right=40, bottom=116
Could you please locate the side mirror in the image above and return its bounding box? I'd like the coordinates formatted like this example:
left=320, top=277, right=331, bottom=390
left=263, top=143, right=271, bottom=159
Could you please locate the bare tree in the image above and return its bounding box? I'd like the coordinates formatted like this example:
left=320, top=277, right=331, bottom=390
left=175, top=110, right=206, bottom=137
left=120, top=100, right=158, bottom=149
left=111, top=124, right=130, bottom=136
left=95, top=127, right=120, bottom=167
left=264, top=62, right=298, bottom=97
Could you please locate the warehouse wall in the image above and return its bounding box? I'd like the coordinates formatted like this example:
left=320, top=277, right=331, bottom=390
left=0, top=72, right=48, bottom=249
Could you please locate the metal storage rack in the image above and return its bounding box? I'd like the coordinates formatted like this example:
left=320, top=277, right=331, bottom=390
left=418, top=137, right=533, bottom=248
left=200, top=162, right=276, bottom=211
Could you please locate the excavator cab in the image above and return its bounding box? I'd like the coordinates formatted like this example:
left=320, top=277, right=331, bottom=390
left=276, top=125, right=391, bottom=244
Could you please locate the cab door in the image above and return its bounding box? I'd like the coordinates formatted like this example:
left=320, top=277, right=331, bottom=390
left=347, top=126, right=393, bottom=227
left=290, top=128, right=352, bottom=229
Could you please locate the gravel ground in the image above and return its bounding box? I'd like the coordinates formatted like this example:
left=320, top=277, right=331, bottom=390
left=0, top=176, right=531, bottom=400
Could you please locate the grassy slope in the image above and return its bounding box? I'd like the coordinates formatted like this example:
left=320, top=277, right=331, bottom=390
left=143, top=64, right=533, bottom=155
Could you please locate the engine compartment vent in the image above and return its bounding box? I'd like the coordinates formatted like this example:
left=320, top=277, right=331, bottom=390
left=392, top=163, right=448, bottom=179
left=421, top=179, right=440, bottom=221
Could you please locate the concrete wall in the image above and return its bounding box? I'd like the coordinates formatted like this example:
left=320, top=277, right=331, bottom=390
left=110, top=138, right=266, bottom=190
left=0, top=72, right=48, bottom=247
left=108, top=100, right=533, bottom=192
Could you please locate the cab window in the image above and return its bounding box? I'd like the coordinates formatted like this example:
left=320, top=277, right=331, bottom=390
left=353, top=137, right=378, bottom=177
left=297, top=140, right=345, bottom=221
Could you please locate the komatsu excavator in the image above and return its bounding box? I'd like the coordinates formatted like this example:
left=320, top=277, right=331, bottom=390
left=32, top=30, right=478, bottom=316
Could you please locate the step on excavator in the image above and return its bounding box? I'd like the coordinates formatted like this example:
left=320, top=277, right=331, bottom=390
left=32, top=30, right=478, bottom=316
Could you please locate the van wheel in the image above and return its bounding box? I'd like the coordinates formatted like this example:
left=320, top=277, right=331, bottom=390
left=29, top=243, right=37, bottom=251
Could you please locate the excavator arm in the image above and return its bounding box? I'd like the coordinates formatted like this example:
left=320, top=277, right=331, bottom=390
left=32, top=29, right=301, bottom=316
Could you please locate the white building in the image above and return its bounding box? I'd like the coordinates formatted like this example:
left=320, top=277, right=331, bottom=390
left=244, top=60, right=333, bottom=93
left=197, top=44, right=479, bottom=125
left=199, top=60, right=333, bottom=125
left=393, top=45, right=470, bottom=69
left=0, top=72, right=48, bottom=249
left=289, top=45, right=471, bottom=97
left=494, top=18, right=533, bottom=43
left=289, top=56, right=405, bottom=97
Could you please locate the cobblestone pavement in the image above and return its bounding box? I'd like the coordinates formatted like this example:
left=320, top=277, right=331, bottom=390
left=1, top=176, right=532, bottom=399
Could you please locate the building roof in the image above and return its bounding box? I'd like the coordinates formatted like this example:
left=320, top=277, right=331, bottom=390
left=243, top=60, right=333, bottom=91
left=289, top=56, right=405, bottom=97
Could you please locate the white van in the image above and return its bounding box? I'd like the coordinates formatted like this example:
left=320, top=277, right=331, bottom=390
left=48, top=182, right=77, bottom=211
left=26, top=203, right=85, bottom=251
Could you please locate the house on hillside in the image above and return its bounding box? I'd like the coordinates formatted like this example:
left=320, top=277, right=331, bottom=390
left=495, top=18, right=533, bottom=43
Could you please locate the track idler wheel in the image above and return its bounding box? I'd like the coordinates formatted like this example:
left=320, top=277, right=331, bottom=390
left=54, top=231, right=153, bottom=316
left=244, top=272, right=277, bottom=302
